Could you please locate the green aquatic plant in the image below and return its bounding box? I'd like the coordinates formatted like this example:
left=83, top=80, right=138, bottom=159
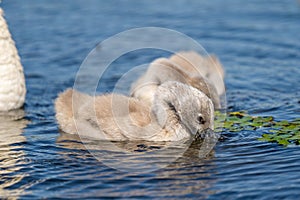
left=214, top=111, right=300, bottom=146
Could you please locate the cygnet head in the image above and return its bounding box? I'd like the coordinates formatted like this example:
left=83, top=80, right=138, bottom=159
left=153, top=81, right=214, bottom=138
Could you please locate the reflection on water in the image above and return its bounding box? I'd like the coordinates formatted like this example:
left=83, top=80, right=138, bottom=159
left=0, top=109, right=29, bottom=198
left=57, top=130, right=218, bottom=174
left=2, top=0, right=300, bottom=198
left=56, top=132, right=217, bottom=198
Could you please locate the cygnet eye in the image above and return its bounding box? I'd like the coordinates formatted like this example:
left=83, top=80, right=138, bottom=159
left=197, top=115, right=206, bottom=125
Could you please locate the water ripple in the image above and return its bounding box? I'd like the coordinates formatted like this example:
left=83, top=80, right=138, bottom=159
left=0, top=0, right=299, bottom=199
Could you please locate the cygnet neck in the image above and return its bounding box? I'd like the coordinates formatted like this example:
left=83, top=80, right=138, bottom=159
left=0, top=8, right=26, bottom=111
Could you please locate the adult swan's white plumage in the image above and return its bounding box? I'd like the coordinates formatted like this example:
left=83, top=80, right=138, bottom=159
left=0, top=8, right=26, bottom=111
left=55, top=81, right=214, bottom=141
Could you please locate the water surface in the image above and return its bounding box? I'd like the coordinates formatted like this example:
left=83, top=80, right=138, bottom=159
left=1, top=0, right=300, bottom=199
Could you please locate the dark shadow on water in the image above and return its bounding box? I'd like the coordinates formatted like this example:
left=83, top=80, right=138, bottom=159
left=56, top=130, right=217, bottom=171
left=56, top=131, right=217, bottom=198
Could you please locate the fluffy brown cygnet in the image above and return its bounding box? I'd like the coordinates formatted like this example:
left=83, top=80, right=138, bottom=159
left=55, top=81, right=214, bottom=141
left=130, top=51, right=225, bottom=109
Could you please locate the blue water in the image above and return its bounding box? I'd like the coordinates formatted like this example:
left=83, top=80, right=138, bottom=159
left=1, top=0, right=300, bottom=199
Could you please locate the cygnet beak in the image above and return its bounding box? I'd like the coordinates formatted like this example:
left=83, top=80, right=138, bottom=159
left=194, top=128, right=215, bottom=140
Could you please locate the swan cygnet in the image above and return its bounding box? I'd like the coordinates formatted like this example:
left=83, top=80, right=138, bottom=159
left=130, top=52, right=224, bottom=109
left=0, top=8, right=26, bottom=111
left=169, top=51, right=225, bottom=96
left=55, top=81, right=214, bottom=141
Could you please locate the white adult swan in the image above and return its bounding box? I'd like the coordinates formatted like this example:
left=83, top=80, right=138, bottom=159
left=0, top=8, right=26, bottom=111
left=55, top=81, right=214, bottom=141
left=131, top=51, right=225, bottom=109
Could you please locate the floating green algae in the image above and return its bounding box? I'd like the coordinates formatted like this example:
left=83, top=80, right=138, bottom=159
left=214, top=111, right=300, bottom=146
